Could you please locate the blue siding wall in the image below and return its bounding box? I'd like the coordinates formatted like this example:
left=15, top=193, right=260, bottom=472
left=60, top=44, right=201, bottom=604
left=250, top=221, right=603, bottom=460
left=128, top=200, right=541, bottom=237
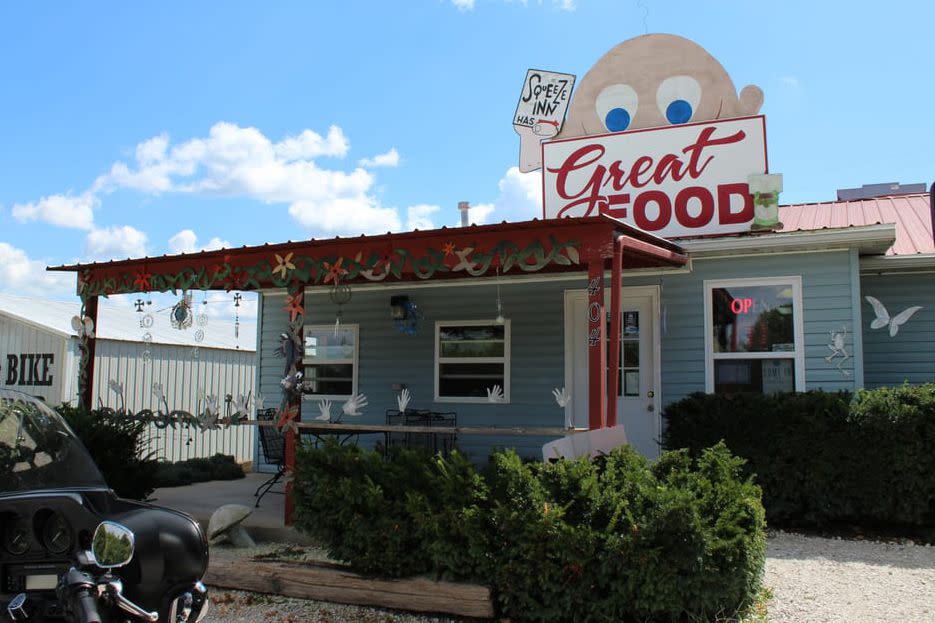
left=861, top=273, right=935, bottom=387
left=260, top=282, right=572, bottom=460
left=257, top=249, right=860, bottom=459
left=626, top=249, right=859, bottom=404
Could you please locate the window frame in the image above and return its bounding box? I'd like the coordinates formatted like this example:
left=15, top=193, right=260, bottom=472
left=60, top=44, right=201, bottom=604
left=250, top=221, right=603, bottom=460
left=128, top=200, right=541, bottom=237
left=703, top=276, right=805, bottom=394
left=434, top=319, right=511, bottom=404
left=301, top=323, right=359, bottom=401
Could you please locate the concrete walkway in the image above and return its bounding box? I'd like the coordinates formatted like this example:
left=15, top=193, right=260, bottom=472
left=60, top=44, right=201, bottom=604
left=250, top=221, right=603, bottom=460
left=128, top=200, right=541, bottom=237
left=151, top=473, right=313, bottom=543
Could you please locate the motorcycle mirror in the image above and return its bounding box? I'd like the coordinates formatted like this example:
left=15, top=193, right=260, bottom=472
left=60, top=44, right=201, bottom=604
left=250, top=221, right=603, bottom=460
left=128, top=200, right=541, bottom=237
left=91, top=521, right=135, bottom=569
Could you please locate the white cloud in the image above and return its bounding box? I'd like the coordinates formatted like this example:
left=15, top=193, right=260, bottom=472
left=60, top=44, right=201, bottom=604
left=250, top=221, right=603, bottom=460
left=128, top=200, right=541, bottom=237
left=275, top=126, right=349, bottom=161
left=451, top=0, right=475, bottom=10
left=407, top=204, right=441, bottom=230
left=468, top=166, right=542, bottom=224
left=168, top=229, right=230, bottom=254
left=0, top=242, right=75, bottom=297
left=86, top=225, right=148, bottom=261
left=359, top=148, right=400, bottom=168
left=779, top=75, right=801, bottom=89
left=11, top=193, right=96, bottom=230
left=87, top=121, right=401, bottom=236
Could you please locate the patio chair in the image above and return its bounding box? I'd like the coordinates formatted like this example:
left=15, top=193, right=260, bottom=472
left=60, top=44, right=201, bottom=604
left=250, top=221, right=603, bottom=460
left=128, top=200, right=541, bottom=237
left=254, top=408, right=285, bottom=507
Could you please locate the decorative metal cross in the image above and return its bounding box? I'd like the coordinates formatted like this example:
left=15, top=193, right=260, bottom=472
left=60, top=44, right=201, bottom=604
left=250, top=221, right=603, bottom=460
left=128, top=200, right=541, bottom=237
left=135, top=299, right=144, bottom=312
left=233, top=293, right=242, bottom=307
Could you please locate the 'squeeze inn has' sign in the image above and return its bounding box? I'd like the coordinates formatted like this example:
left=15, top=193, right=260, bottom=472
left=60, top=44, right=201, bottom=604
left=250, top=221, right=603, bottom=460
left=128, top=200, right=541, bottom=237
left=542, top=116, right=767, bottom=239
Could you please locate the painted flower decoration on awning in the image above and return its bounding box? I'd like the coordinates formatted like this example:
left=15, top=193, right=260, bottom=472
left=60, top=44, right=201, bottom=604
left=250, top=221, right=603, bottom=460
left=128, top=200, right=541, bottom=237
left=272, top=252, right=296, bottom=280
left=322, top=258, right=348, bottom=284
left=133, top=271, right=152, bottom=291
left=284, top=292, right=304, bottom=322
left=277, top=404, right=300, bottom=435
left=442, top=242, right=456, bottom=257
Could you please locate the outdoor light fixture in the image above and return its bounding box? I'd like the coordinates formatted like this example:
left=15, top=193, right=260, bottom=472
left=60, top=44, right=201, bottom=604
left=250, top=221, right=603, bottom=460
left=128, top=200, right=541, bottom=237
left=390, top=295, right=409, bottom=320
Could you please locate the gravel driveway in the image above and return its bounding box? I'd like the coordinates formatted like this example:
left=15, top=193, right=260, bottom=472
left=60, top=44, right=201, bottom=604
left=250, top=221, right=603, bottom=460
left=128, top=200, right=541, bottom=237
left=765, top=531, right=934, bottom=623
left=203, top=532, right=935, bottom=622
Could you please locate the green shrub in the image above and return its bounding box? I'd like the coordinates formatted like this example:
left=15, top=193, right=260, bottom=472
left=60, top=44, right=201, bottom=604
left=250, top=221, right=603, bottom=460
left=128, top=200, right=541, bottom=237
left=153, top=454, right=245, bottom=488
left=293, top=440, right=766, bottom=622
left=57, top=404, right=158, bottom=500
left=662, top=386, right=935, bottom=535
left=292, top=441, right=434, bottom=577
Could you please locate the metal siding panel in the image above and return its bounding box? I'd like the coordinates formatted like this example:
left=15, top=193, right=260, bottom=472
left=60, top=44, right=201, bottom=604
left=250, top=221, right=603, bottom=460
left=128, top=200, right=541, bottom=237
left=861, top=273, right=935, bottom=387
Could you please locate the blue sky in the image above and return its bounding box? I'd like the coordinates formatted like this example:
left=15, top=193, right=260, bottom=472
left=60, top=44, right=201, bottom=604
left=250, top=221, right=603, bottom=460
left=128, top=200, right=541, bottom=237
left=0, top=0, right=932, bottom=306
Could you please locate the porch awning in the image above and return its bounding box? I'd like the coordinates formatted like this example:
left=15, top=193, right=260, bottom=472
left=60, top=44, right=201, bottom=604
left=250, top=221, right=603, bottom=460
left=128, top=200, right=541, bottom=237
left=48, top=216, right=687, bottom=297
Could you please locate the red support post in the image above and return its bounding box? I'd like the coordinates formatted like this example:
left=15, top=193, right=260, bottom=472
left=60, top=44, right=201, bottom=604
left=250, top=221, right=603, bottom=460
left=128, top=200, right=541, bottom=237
left=79, top=296, right=99, bottom=411
left=586, top=261, right=606, bottom=430
left=284, top=287, right=304, bottom=525
left=607, top=236, right=623, bottom=428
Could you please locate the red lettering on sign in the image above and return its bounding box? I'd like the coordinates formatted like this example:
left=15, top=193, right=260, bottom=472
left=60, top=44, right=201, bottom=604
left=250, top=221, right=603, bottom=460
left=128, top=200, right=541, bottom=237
left=730, top=298, right=754, bottom=314
left=674, top=186, right=715, bottom=229
left=549, top=125, right=750, bottom=221
left=718, top=183, right=754, bottom=224
left=633, top=191, right=671, bottom=231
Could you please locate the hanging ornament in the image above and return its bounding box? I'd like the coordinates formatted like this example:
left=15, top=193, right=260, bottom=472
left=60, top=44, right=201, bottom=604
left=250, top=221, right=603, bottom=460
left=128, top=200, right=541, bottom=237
left=141, top=349, right=152, bottom=362
left=141, top=314, right=154, bottom=329
left=71, top=315, right=95, bottom=339
left=330, top=283, right=352, bottom=335
left=191, top=346, right=200, bottom=359
left=194, top=329, right=205, bottom=343
left=495, top=266, right=505, bottom=325
left=170, top=293, right=194, bottom=330
left=196, top=313, right=208, bottom=327
left=233, top=292, right=242, bottom=341
left=135, top=299, right=145, bottom=313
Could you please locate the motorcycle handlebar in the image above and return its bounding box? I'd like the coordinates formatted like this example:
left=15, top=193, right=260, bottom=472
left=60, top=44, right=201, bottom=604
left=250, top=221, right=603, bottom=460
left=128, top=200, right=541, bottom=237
left=58, top=568, right=102, bottom=623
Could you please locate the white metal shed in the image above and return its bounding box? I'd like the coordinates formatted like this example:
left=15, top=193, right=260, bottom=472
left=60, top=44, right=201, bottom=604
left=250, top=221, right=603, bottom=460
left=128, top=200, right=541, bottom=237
left=0, top=293, right=258, bottom=464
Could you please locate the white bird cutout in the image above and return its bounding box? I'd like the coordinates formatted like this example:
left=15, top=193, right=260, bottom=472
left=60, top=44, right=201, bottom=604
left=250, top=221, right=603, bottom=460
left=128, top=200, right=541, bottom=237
left=865, top=296, right=922, bottom=337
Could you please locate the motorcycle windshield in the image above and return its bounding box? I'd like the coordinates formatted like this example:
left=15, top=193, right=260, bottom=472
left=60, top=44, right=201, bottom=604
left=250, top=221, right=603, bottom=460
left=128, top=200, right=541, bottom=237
left=0, top=388, right=107, bottom=494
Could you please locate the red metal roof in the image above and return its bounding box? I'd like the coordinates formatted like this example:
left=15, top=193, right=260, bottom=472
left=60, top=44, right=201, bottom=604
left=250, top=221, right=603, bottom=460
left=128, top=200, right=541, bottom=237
left=779, top=193, right=933, bottom=256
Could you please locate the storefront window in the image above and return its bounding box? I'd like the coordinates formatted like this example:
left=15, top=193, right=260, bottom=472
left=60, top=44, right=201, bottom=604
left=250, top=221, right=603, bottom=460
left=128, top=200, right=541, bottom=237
left=435, top=321, right=510, bottom=402
left=705, top=278, right=803, bottom=394
left=303, top=325, right=358, bottom=398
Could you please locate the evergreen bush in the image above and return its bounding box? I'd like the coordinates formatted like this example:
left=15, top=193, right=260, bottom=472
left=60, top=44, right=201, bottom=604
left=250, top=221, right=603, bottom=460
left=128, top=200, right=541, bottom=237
left=662, top=385, right=935, bottom=536
left=57, top=404, right=158, bottom=500
left=293, top=440, right=766, bottom=622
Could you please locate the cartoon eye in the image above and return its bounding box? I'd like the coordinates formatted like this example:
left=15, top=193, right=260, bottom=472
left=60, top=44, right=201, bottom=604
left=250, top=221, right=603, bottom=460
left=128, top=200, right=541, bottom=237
left=656, top=76, right=701, bottom=125
left=596, top=84, right=639, bottom=132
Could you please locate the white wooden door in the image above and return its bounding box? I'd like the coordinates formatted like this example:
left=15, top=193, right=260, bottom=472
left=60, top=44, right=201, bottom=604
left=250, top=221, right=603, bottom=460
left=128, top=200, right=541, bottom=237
left=564, top=287, right=660, bottom=458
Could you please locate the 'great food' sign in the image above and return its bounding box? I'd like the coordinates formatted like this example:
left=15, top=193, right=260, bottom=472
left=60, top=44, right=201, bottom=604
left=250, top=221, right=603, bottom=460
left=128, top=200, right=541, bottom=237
left=542, top=116, right=767, bottom=238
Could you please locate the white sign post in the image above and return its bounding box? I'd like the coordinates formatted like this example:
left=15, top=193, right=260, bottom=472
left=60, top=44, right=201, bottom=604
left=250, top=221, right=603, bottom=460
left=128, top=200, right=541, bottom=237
left=542, top=116, right=768, bottom=238
left=514, top=69, right=575, bottom=173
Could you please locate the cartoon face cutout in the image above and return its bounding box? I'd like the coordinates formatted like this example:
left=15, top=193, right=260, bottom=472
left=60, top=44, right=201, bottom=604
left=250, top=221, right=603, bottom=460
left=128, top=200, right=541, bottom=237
left=558, top=34, right=763, bottom=139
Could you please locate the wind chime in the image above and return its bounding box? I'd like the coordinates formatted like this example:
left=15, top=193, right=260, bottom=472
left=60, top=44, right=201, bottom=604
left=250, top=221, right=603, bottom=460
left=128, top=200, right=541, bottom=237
left=233, top=293, right=242, bottom=340
left=137, top=293, right=154, bottom=362
left=330, top=284, right=352, bottom=335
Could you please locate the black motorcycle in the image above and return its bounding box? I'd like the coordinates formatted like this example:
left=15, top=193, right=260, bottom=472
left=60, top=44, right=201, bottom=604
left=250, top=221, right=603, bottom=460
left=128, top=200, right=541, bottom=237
left=0, top=388, right=209, bottom=623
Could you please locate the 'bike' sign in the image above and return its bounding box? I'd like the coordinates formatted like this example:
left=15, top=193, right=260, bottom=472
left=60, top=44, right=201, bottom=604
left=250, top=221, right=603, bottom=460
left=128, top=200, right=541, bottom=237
left=542, top=116, right=767, bottom=239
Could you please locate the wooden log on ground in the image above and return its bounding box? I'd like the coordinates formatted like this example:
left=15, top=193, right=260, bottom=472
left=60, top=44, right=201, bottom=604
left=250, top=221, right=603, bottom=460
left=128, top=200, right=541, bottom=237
left=205, top=557, right=494, bottom=619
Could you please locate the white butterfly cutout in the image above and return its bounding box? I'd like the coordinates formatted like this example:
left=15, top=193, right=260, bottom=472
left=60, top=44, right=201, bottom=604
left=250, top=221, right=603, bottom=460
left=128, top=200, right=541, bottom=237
left=71, top=315, right=95, bottom=339
left=865, top=296, right=922, bottom=337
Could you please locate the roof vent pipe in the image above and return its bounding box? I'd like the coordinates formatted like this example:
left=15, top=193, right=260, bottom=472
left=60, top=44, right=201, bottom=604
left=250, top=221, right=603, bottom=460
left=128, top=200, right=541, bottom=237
left=458, top=201, right=470, bottom=227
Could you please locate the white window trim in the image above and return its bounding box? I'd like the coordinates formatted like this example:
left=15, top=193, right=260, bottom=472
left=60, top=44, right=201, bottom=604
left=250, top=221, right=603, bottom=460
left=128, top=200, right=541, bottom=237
left=434, top=319, right=511, bottom=404
left=301, top=323, right=359, bottom=402
left=703, top=276, right=805, bottom=393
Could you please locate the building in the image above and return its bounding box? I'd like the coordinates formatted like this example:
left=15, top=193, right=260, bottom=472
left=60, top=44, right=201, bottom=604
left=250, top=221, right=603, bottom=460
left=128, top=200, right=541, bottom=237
left=44, top=33, right=935, bottom=522
left=0, top=293, right=257, bottom=463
